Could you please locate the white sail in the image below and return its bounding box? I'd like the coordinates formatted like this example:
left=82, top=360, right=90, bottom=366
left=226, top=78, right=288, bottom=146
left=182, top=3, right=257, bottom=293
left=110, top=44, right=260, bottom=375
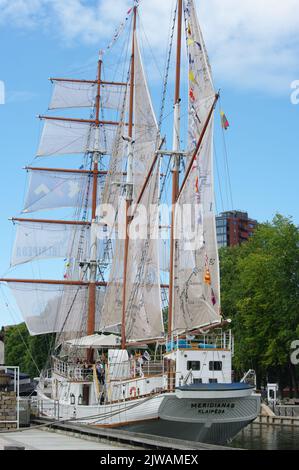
left=11, top=221, right=91, bottom=266
left=133, top=37, right=159, bottom=198
left=100, top=93, right=128, bottom=209
left=159, top=229, right=170, bottom=273
left=50, top=81, right=96, bottom=109
left=37, top=119, right=118, bottom=157
left=23, top=170, right=92, bottom=213
left=185, top=0, right=215, bottom=156
left=95, top=85, right=129, bottom=331
left=6, top=282, right=104, bottom=335
left=100, top=35, right=163, bottom=341
left=125, top=162, right=164, bottom=342
left=172, top=0, right=220, bottom=333
left=98, top=221, right=124, bottom=332
left=49, top=80, right=126, bottom=111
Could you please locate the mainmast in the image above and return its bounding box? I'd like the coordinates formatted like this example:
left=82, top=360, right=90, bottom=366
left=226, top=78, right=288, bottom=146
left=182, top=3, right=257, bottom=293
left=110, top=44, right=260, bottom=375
left=168, top=0, right=183, bottom=337
left=86, top=54, right=102, bottom=361
left=121, top=5, right=137, bottom=350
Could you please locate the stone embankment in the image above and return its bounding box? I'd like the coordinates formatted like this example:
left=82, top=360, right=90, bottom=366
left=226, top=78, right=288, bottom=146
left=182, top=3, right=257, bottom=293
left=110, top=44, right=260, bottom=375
left=0, top=392, right=17, bottom=430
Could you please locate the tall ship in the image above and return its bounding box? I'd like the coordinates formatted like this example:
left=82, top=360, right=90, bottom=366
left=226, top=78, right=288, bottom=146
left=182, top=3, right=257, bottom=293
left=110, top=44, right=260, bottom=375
left=0, top=0, right=260, bottom=444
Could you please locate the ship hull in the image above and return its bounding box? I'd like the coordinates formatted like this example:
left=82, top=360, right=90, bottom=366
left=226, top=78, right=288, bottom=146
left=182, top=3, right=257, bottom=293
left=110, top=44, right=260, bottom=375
left=122, top=416, right=253, bottom=445
left=124, top=393, right=260, bottom=444
left=120, top=392, right=260, bottom=444
left=36, top=387, right=260, bottom=444
left=35, top=390, right=164, bottom=426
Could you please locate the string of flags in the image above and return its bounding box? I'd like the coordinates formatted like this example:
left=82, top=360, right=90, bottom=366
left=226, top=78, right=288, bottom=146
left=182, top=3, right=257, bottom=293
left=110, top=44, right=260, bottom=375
left=63, top=258, right=71, bottom=279
left=102, top=1, right=142, bottom=56
left=220, top=110, right=229, bottom=130
left=211, top=288, right=216, bottom=306
left=204, top=268, right=211, bottom=285
left=203, top=253, right=217, bottom=305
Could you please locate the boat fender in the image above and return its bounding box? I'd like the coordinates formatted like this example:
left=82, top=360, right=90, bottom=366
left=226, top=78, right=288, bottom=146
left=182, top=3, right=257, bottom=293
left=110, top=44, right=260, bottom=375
left=129, top=386, right=136, bottom=397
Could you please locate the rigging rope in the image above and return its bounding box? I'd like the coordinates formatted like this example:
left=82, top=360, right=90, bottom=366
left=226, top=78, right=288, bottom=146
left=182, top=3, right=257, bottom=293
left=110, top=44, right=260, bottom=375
left=158, top=0, right=177, bottom=138
left=157, top=1, right=177, bottom=312
left=219, top=98, right=234, bottom=210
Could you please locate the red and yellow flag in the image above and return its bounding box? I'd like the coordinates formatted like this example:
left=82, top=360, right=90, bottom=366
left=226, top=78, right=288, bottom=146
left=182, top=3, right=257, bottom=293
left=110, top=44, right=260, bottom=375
left=220, top=110, right=229, bottom=130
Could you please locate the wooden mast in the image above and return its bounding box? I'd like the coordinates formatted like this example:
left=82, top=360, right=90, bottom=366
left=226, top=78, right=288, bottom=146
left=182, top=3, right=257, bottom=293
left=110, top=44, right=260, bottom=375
left=168, top=0, right=183, bottom=337
left=86, top=54, right=102, bottom=363
left=121, top=5, right=137, bottom=350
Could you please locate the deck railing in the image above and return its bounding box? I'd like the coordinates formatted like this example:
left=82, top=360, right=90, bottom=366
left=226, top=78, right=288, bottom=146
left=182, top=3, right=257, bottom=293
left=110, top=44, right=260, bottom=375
left=52, top=356, right=165, bottom=383
left=166, top=329, right=232, bottom=352
left=52, top=358, right=93, bottom=382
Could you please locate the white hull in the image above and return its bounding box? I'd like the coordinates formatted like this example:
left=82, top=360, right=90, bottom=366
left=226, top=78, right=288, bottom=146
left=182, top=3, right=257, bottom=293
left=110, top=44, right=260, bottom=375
left=36, top=390, right=164, bottom=426
left=36, top=387, right=260, bottom=444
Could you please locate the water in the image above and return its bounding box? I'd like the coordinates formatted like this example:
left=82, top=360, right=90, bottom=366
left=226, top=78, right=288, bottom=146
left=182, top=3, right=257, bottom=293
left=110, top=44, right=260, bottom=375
left=229, top=423, right=299, bottom=450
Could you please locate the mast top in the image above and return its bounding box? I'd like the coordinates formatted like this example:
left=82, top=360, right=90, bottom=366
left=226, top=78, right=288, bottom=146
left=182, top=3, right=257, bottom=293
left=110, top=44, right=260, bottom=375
left=174, top=0, right=183, bottom=105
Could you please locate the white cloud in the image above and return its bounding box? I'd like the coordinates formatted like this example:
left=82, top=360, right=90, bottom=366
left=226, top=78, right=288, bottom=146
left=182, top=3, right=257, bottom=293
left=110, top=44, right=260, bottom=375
left=198, top=0, right=299, bottom=93
left=0, top=0, right=298, bottom=94
left=0, top=0, right=47, bottom=28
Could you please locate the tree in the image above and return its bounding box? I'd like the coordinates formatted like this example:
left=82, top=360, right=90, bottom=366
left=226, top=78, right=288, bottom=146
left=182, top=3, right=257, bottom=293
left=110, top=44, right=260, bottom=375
left=220, top=214, right=299, bottom=396
left=4, top=323, right=54, bottom=378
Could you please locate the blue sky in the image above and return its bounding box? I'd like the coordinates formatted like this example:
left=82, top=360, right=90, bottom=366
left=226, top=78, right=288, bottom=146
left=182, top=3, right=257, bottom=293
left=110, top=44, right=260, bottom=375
left=0, top=0, right=299, bottom=327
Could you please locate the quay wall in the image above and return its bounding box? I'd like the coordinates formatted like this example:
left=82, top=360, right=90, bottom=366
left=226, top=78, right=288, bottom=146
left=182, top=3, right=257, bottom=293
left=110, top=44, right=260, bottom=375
left=0, top=392, right=17, bottom=430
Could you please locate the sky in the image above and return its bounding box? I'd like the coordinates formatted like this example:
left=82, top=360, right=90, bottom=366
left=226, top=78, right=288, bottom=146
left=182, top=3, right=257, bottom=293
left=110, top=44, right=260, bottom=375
left=0, top=0, right=298, bottom=327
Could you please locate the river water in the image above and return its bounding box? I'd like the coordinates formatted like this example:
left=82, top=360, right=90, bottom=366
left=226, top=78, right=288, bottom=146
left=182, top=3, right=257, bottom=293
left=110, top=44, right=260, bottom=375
left=229, top=423, right=299, bottom=450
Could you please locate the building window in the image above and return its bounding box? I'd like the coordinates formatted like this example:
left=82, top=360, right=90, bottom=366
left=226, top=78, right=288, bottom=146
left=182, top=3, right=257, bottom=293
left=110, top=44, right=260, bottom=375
left=216, top=219, right=226, bottom=227
left=187, top=361, right=200, bottom=371
left=209, top=361, right=222, bottom=371
left=193, top=378, right=202, bottom=384
left=217, top=237, right=227, bottom=247
left=209, top=378, right=218, bottom=383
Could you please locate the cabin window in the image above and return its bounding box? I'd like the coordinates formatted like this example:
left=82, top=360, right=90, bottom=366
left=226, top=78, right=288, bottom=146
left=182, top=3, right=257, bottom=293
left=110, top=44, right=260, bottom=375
left=187, top=361, right=200, bottom=371
left=209, top=361, right=222, bottom=371
left=209, top=378, right=218, bottom=383
left=193, top=378, right=202, bottom=384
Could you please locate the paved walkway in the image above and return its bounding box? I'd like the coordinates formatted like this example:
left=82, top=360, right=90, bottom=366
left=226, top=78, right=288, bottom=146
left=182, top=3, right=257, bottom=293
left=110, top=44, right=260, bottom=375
left=0, top=428, right=131, bottom=450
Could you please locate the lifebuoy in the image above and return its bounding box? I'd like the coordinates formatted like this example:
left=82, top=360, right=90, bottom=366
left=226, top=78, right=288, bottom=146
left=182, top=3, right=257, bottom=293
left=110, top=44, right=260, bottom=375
left=129, top=386, right=137, bottom=397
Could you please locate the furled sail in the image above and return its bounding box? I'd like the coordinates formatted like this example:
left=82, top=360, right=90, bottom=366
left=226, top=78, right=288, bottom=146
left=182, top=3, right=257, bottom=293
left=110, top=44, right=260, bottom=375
left=49, top=80, right=127, bottom=111
left=6, top=282, right=104, bottom=335
left=23, top=169, right=93, bottom=213
left=99, top=35, right=163, bottom=341
left=172, top=0, right=220, bottom=333
left=11, top=221, right=91, bottom=266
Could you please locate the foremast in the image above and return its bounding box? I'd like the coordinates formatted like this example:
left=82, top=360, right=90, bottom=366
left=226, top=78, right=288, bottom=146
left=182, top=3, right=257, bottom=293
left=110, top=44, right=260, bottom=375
left=0, top=28, right=130, bottom=341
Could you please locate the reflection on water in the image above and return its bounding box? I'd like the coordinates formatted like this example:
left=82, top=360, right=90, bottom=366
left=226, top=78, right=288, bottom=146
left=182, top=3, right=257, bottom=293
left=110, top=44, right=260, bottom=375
left=229, top=423, right=299, bottom=450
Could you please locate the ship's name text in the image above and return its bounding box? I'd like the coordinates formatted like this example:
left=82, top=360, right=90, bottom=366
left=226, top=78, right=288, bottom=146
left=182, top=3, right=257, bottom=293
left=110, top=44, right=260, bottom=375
left=191, top=402, right=235, bottom=414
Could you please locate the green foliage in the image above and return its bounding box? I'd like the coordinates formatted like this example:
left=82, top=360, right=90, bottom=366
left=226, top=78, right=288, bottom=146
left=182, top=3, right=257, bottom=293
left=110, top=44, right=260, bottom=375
left=4, top=323, right=54, bottom=378
left=220, top=214, right=299, bottom=392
